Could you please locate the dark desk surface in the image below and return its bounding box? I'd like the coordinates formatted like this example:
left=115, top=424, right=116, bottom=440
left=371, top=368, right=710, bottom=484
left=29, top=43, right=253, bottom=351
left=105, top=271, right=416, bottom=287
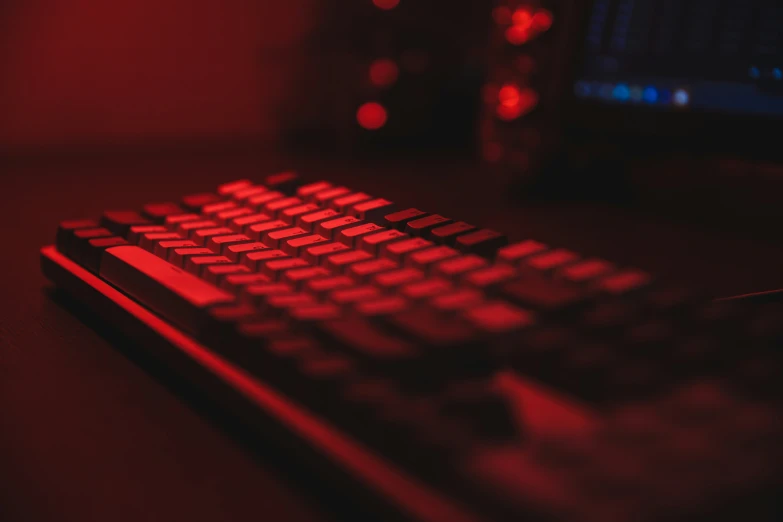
left=2, top=150, right=783, bottom=522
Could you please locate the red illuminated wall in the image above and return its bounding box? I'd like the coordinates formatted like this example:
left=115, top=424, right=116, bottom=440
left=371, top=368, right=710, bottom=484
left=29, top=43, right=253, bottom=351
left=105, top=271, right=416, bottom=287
left=0, top=1, right=316, bottom=149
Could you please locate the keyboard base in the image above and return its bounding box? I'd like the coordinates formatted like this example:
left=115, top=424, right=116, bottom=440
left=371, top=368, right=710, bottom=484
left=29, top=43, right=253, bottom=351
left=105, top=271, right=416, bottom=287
left=40, top=245, right=486, bottom=522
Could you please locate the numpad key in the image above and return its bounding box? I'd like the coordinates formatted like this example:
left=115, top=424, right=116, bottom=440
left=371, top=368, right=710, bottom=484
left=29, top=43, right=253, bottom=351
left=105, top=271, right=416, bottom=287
left=41, top=172, right=782, bottom=522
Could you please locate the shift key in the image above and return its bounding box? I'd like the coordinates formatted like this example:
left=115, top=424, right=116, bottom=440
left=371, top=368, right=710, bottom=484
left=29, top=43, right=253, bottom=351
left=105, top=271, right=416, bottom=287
left=100, top=246, right=234, bottom=335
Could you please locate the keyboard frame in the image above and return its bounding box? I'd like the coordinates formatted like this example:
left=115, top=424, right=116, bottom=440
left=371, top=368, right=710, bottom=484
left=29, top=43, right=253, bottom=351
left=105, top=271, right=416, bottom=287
left=40, top=245, right=487, bottom=522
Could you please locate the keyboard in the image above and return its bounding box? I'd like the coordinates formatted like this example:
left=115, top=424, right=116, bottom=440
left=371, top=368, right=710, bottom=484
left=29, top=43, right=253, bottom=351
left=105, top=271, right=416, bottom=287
left=41, top=172, right=782, bottom=522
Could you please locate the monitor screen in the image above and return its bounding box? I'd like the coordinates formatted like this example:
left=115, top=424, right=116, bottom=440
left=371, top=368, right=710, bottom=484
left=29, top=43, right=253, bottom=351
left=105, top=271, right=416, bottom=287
left=572, top=0, right=783, bottom=117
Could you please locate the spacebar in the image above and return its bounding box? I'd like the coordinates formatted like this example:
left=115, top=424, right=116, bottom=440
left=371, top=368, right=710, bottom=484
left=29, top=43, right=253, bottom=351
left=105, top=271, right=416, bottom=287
left=100, top=245, right=235, bottom=334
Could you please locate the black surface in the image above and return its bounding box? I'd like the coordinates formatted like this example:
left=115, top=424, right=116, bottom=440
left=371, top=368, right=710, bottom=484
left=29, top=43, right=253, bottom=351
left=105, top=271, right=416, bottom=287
left=2, top=148, right=783, bottom=522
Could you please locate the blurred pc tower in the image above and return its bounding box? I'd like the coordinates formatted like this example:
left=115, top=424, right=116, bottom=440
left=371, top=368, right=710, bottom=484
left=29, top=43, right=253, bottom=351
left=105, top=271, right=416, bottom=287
left=279, top=0, right=492, bottom=155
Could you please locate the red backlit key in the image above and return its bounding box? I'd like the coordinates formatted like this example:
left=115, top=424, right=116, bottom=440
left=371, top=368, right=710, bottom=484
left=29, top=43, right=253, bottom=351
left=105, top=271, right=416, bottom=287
left=287, top=303, right=341, bottom=323
left=168, top=247, right=213, bottom=268
left=373, top=268, right=424, bottom=289
left=407, top=246, right=459, bottom=272
left=139, top=232, right=182, bottom=251
left=264, top=227, right=309, bottom=248
left=101, top=211, right=152, bottom=236
left=302, top=242, right=350, bottom=265
left=182, top=193, right=221, bottom=212
left=497, top=240, right=548, bottom=263
left=297, top=180, right=332, bottom=200
left=128, top=225, right=167, bottom=245
left=358, top=230, right=408, bottom=255
left=299, top=209, right=340, bottom=231
left=203, top=264, right=251, bottom=286
left=382, top=208, right=427, bottom=230
left=313, top=186, right=351, bottom=205
left=221, top=273, right=271, bottom=293
left=400, top=278, right=453, bottom=300
left=501, top=276, right=588, bottom=311
left=431, top=289, right=484, bottom=313
left=265, top=293, right=317, bottom=314
left=454, top=229, right=508, bottom=257
left=432, top=255, right=488, bottom=279
left=430, top=222, right=476, bottom=245
left=201, top=201, right=238, bottom=217
left=331, top=192, right=372, bottom=213
left=463, top=264, right=517, bottom=289
left=177, top=219, right=218, bottom=237
left=560, top=259, right=614, bottom=283
left=261, top=258, right=310, bottom=280
left=232, top=185, right=268, bottom=202
left=282, top=234, right=329, bottom=256
left=336, top=223, right=386, bottom=247
left=206, top=234, right=254, bottom=254
left=82, top=236, right=130, bottom=273
left=281, top=204, right=320, bottom=225
left=263, top=197, right=303, bottom=218
left=462, top=301, right=535, bottom=334
left=598, top=270, right=652, bottom=295
left=215, top=207, right=253, bottom=226
left=305, top=275, right=354, bottom=296
left=247, top=190, right=284, bottom=210
left=316, top=216, right=363, bottom=239
left=192, top=227, right=235, bottom=247
left=281, top=267, right=332, bottom=289
left=324, top=250, right=374, bottom=273
left=329, top=286, right=382, bottom=306
left=184, top=255, right=233, bottom=276
left=217, top=179, right=252, bottom=196
left=243, top=249, right=290, bottom=271
left=351, top=198, right=396, bottom=223
left=405, top=215, right=453, bottom=237
left=264, top=171, right=301, bottom=195
left=382, top=238, right=434, bottom=263
left=165, top=213, right=201, bottom=226
left=142, top=202, right=184, bottom=223
left=347, top=258, right=398, bottom=282
left=224, top=242, right=270, bottom=263
left=525, top=249, right=579, bottom=271
left=242, top=283, right=296, bottom=306
left=231, top=213, right=272, bottom=233
left=153, top=239, right=198, bottom=259
left=247, top=219, right=289, bottom=241
left=355, top=296, right=408, bottom=317
left=56, top=219, right=99, bottom=254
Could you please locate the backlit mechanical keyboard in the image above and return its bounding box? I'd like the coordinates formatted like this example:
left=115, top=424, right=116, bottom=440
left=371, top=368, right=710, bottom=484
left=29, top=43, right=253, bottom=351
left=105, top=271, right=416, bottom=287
left=41, top=172, right=782, bottom=522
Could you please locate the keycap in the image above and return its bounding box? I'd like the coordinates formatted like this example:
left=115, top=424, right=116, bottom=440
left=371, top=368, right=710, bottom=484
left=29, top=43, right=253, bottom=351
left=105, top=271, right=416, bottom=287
left=316, top=216, right=363, bottom=239
left=261, top=258, right=310, bottom=280
left=56, top=219, right=99, bottom=254
left=297, top=180, right=332, bottom=199
left=101, top=211, right=151, bottom=236
left=281, top=234, right=330, bottom=256
left=305, top=275, right=354, bottom=296
left=302, top=242, right=351, bottom=265
left=560, top=259, right=614, bottom=283
left=298, top=209, right=340, bottom=231
left=243, top=249, right=290, bottom=271
left=168, top=247, right=213, bottom=268
left=177, top=219, right=218, bottom=237
left=598, top=270, right=652, bottom=295
left=525, top=249, right=579, bottom=271
left=382, top=208, right=427, bottom=230
left=192, top=227, right=235, bottom=247
left=502, top=276, right=590, bottom=312
left=313, top=186, right=350, bottom=205
left=184, top=255, right=233, bottom=276
left=281, top=204, right=320, bottom=225
left=388, top=309, right=480, bottom=352
left=323, top=250, right=373, bottom=273
left=247, top=219, right=289, bottom=240
left=430, top=222, right=476, bottom=245
left=497, top=240, right=548, bottom=263
left=217, top=179, right=253, bottom=195
left=358, top=230, right=408, bottom=255
left=432, top=255, right=488, bottom=278
left=331, top=192, right=372, bottom=213
left=382, top=238, right=434, bottom=263
left=462, top=301, right=534, bottom=334
left=355, top=296, right=409, bottom=317
left=315, top=318, right=416, bottom=363
left=165, top=213, right=201, bottom=226
left=330, top=286, right=382, bottom=306
left=336, top=223, right=386, bottom=247
left=287, top=303, right=342, bottom=323
left=100, top=246, right=234, bottom=334
left=82, top=236, right=129, bottom=273
left=463, top=264, right=517, bottom=289
left=201, top=201, right=238, bottom=217
left=405, top=215, right=453, bottom=237
left=373, top=268, right=424, bottom=290
left=264, top=227, right=309, bottom=248
left=221, top=273, right=272, bottom=293
left=347, top=258, right=399, bottom=282
left=248, top=191, right=285, bottom=210
left=263, top=197, right=304, bottom=217
left=351, top=198, right=396, bottom=223
left=181, top=193, right=222, bottom=212
left=242, top=283, right=296, bottom=306
left=232, top=185, right=268, bottom=202
left=400, top=278, right=453, bottom=300
left=153, top=240, right=198, bottom=259
left=454, top=229, right=508, bottom=257
left=264, top=171, right=301, bottom=195
left=224, top=242, right=270, bottom=263
left=215, top=207, right=253, bottom=226
left=407, top=246, right=459, bottom=272
left=70, top=228, right=115, bottom=262
left=203, top=264, right=251, bottom=285
left=128, top=225, right=168, bottom=244
left=231, top=213, right=272, bottom=233
left=430, top=289, right=484, bottom=313
left=281, top=267, right=331, bottom=289
left=201, top=232, right=252, bottom=256
left=266, top=293, right=317, bottom=314
left=142, top=202, right=184, bottom=223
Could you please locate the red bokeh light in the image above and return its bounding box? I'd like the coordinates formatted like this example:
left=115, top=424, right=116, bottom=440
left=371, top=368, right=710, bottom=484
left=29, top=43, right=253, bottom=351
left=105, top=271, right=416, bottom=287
left=506, top=7, right=553, bottom=45
left=357, top=102, right=388, bottom=130
left=498, top=84, right=521, bottom=108
left=505, top=25, right=532, bottom=45
left=373, top=0, right=399, bottom=10
left=369, top=59, right=399, bottom=88
left=496, top=86, right=539, bottom=121
left=533, top=10, right=554, bottom=31
left=512, top=8, right=533, bottom=26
